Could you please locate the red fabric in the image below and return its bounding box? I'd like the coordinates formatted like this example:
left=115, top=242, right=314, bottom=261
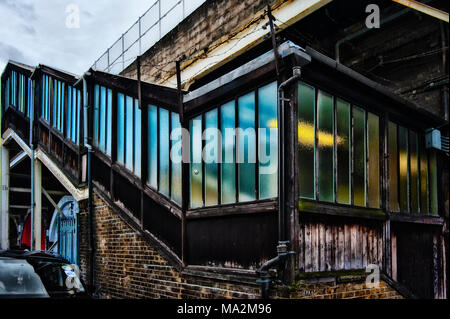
left=21, top=215, right=46, bottom=250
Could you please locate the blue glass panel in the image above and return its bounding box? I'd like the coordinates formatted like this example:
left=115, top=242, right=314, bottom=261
left=71, top=87, right=77, bottom=142
left=67, top=86, right=72, bottom=139
left=204, top=108, right=218, bottom=206
left=117, top=93, right=125, bottom=164
left=61, top=83, right=65, bottom=133
left=99, top=86, right=107, bottom=152
left=258, top=82, right=278, bottom=199
left=106, top=89, right=113, bottom=156
left=190, top=115, right=203, bottom=208
left=238, top=92, right=256, bottom=202
left=93, top=85, right=99, bottom=147
left=159, top=108, right=170, bottom=197
left=134, top=99, right=141, bottom=177
left=77, top=90, right=81, bottom=144
left=220, top=101, right=236, bottom=204
left=171, top=112, right=182, bottom=204
left=125, top=95, right=134, bottom=171
left=148, top=105, right=158, bottom=189
left=53, top=80, right=57, bottom=127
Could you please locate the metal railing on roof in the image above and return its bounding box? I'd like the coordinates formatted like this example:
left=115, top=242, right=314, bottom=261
left=91, top=0, right=206, bottom=75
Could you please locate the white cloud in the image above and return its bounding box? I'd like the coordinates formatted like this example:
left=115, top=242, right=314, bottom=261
left=0, top=0, right=156, bottom=75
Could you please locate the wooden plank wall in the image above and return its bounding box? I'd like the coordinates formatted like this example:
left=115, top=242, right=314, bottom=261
left=297, top=216, right=383, bottom=272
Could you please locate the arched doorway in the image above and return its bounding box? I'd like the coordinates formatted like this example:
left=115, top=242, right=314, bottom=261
left=48, top=196, right=79, bottom=265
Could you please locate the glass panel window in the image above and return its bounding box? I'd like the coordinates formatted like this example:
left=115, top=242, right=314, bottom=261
left=317, top=91, right=334, bottom=202
left=388, top=121, right=399, bottom=212
left=367, top=112, right=380, bottom=208
left=409, top=131, right=419, bottom=213
left=258, top=82, right=278, bottom=199
left=353, top=107, right=366, bottom=207
left=336, top=99, right=351, bottom=204
left=190, top=115, right=203, bottom=208
left=99, top=86, right=107, bottom=152
left=148, top=105, right=158, bottom=189
left=171, top=112, right=182, bottom=204
left=429, top=151, right=438, bottom=215
left=298, top=82, right=316, bottom=199
left=67, top=86, right=72, bottom=140
left=159, top=108, right=170, bottom=197
left=125, top=96, right=134, bottom=171
left=398, top=125, right=409, bottom=212
left=117, top=93, right=125, bottom=165
left=93, top=85, right=100, bottom=147
left=134, top=99, right=142, bottom=178
left=419, top=137, right=429, bottom=214
left=204, top=109, right=219, bottom=206
left=106, top=89, right=112, bottom=155
left=220, top=101, right=236, bottom=204
left=237, top=92, right=256, bottom=202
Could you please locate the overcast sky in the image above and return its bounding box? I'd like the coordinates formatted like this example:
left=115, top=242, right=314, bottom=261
left=0, top=0, right=157, bottom=75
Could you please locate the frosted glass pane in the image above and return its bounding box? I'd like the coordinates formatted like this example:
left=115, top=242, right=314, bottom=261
left=317, top=91, right=334, bottom=202
left=419, top=136, right=429, bottom=214
left=204, top=109, right=219, bottom=206
left=171, top=113, right=182, bottom=205
left=409, top=131, right=419, bottom=213
left=117, top=93, right=125, bottom=165
left=429, top=151, right=438, bottom=216
left=238, top=92, right=256, bottom=202
left=353, top=107, right=366, bottom=207
left=159, top=108, right=170, bottom=197
left=388, top=122, right=399, bottom=212
left=106, top=89, right=113, bottom=155
left=298, top=82, right=315, bottom=199
left=336, top=99, right=350, bottom=204
left=148, top=105, right=158, bottom=189
left=367, top=112, right=380, bottom=208
left=134, top=99, right=141, bottom=177
left=258, top=82, right=278, bottom=199
left=190, top=116, right=203, bottom=208
left=398, top=126, right=409, bottom=212
left=220, top=101, right=236, bottom=204
left=99, top=86, right=107, bottom=152
left=125, top=96, right=134, bottom=171
left=93, top=85, right=99, bottom=147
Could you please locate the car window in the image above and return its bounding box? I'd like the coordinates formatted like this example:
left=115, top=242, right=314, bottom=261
left=0, top=259, right=49, bottom=297
left=32, top=262, right=86, bottom=296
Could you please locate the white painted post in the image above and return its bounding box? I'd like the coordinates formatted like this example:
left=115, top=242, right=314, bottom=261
left=34, top=160, right=42, bottom=250
left=1, top=146, right=10, bottom=250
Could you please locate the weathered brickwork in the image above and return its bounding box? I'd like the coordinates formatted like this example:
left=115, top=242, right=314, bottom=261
left=121, top=0, right=276, bottom=86
left=78, top=193, right=404, bottom=299
left=273, top=279, right=404, bottom=299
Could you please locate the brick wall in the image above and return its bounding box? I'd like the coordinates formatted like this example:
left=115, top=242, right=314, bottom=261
left=274, top=278, right=403, bottom=299
left=78, top=193, right=404, bottom=299
left=121, top=0, right=276, bottom=85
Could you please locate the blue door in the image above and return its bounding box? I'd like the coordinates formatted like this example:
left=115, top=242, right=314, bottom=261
left=58, top=215, right=78, bottom=265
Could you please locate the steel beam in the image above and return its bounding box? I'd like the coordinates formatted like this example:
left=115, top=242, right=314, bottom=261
left=393, top=0, right=449, bottom=22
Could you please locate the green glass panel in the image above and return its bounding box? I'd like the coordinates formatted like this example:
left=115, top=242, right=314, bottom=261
left=298, top=82, right=315, bottom=199
left=258, top=82, right=278, bottom=199
left=388, top=121, right=399, bottom=212
left=238, top=92, right=256, bottom=202
left=317, top=91, right=334, bottom=202
left=190, top=116, right=203, bottom=208
left=353, top=107, right=366, bottom=207
left=398, top=125, right=409, bottom=212
left=336, top=99, right=351, bottom=204
left=204, top=109, right=219, bottom=206
left=409, top=131, right=419, bottom=213
left=368, top=112, right=380, bottom=209
left=429, top=151, right=438, bottom=216
left=220, top=101, right=236, bottom=204
left=419, top=136, right=429, bottom=214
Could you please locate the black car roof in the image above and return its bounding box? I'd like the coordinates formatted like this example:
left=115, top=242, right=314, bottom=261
left=0, top=250, right=70, bottom=263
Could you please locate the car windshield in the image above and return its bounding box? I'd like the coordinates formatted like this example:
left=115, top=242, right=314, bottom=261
left=0, top=258, right=49, bottom=298
left=29, top=261, right=86, bottom=297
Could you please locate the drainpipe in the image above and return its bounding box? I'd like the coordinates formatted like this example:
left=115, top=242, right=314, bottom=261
left=257, top=66, right=301, bottom=299
left=81, top=73, right=95, bottom=291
